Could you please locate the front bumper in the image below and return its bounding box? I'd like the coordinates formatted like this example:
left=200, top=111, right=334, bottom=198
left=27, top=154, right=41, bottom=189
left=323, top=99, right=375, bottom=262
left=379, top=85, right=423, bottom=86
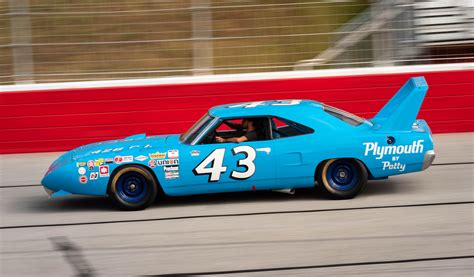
left=43, top=185, right=73, bottom=198
left=422, top=150, right=436, bottom=170
left=43, top=186, right=54, bottom=197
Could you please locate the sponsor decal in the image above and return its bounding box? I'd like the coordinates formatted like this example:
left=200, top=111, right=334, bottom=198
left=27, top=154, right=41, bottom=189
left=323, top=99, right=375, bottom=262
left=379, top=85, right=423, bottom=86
left=149, top=151, right=166, bottom=159
left=78, top=167, right=86, bottom=175
left=144, top=144, right=152, bottom=149
left=114, top=155, right=133, bottom=164
left=94, top=158, right=105, bottom=166
left=114, top=156, right=123, bottom=164
left=112, top=147, right=124, bottom=152
left=157, top=159, right=179, bottom=166
left=76, top=162, right=86, bottom=167
left=163, top=166, right=179, bottom=172
left=381, top=155, right=407, bottom=172
left=105, top=158, right=114, bottom=164
left=91, top=150, right=101, bottom=154
left=363, top=140, right=424, bottom=160
left=102, top=148, right=112, bottom=153
left=148, top=160, right=157, bottom=168
left=382, top=161, right=406, bottom=172
left=168, top=150, right=179, bottom=159
left=87, top=160, right=95, bottom=170
left=129, top=145, right=140, bottom=149
left=79, top=175, right=88, bottom=184
left=135, top=155, right=148, bottom=162
left=165, top=171, right=180, bottom=179
left=99, top=165, right=110, bottom=177
left=89, top=172, right=98, bottom=180
left=191, top=150, right=200, bottom=157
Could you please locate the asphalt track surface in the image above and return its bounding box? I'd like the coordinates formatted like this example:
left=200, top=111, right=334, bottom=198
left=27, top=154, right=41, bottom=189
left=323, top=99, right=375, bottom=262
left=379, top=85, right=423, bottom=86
left=0, top=133, right=473, bottom=276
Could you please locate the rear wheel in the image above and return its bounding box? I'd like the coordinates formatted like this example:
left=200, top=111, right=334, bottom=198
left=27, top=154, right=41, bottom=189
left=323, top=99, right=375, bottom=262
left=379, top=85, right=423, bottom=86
left=317, top=159, right=367, bottom=199
left=109, top=165, right=158, bottom=211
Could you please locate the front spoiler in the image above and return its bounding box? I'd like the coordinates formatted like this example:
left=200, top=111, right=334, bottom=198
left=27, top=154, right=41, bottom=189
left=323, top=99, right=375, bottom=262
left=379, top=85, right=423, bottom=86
left=43, top=186, right=54, bottom=197
left=43, top=186, right=72, bottom=198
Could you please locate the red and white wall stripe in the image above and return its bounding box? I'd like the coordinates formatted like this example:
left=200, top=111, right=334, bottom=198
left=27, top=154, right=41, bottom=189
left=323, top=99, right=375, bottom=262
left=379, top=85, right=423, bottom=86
left=1, top=63, right=473, bottom=154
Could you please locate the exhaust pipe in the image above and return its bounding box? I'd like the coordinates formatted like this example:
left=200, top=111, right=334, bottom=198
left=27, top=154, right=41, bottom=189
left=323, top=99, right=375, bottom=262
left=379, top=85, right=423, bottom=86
left=272, top=189, right=295, bottom=195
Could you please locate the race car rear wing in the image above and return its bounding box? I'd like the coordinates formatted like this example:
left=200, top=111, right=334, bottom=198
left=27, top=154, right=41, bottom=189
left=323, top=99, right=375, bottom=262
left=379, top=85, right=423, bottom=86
left=371, top=77, right=428, bottom=131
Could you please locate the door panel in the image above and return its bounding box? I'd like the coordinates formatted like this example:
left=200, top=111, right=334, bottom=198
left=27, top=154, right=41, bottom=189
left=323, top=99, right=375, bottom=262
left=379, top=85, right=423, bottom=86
left=274, top=135, right=316, bottom=188
left=175, top=140, right=276, bottom=195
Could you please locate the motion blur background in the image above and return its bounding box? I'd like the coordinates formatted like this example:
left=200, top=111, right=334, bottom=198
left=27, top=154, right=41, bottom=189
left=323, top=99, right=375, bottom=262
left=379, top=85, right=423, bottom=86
left=1, top=0, right=473, bottom=153
left=1, top=0, right=473, bottom=85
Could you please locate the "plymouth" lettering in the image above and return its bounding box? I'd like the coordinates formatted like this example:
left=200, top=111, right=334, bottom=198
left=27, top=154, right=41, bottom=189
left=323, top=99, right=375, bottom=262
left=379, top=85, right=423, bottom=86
left=363, top=140, right=424, bottom=160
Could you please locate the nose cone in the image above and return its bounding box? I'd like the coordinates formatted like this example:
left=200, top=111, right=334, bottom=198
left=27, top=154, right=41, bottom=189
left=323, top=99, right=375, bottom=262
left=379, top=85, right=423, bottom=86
left=41, top=168, right=61, bottom=193
left=41, top=164, right=71, bottom=193
left=42, top=169, right=75, bottom=198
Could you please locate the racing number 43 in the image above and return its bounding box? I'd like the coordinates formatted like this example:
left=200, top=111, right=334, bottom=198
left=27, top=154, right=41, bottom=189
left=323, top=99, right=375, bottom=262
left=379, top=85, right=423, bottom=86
left=193, top=146, right=256, bottom=182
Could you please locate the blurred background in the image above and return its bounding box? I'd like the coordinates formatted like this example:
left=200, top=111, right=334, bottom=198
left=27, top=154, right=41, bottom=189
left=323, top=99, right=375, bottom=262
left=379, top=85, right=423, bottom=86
left=1, top=0, right=473, bottom=85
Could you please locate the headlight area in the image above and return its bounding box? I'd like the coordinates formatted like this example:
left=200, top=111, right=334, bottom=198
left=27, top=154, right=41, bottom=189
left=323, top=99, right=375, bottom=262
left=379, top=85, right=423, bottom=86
left=45, top=162, right=60, bottom=176
left=44, top=151, right=73, bottom=176
left=41, top=165, right=74, bottom=198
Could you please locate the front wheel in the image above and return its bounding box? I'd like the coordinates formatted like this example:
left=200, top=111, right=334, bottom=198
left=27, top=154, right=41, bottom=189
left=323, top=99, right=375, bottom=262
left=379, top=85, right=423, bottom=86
left=317, top=159, right=367, bottom=199
left=109, top=165, right=158, bottom=211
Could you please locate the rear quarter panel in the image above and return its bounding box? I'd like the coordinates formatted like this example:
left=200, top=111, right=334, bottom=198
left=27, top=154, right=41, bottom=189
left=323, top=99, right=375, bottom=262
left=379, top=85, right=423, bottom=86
left=355, top=130, right=434, bottom=178
left=296, top=118, right=434, bottom=180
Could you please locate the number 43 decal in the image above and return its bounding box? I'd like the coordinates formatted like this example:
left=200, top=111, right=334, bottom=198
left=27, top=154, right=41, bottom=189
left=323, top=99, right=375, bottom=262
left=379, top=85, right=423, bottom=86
left=193, top=146, right=256, bottom=182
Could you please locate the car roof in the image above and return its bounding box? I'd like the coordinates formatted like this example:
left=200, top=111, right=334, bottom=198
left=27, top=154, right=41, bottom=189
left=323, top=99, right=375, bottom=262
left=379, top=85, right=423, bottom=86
left=208, top=100, right=323, bottom=118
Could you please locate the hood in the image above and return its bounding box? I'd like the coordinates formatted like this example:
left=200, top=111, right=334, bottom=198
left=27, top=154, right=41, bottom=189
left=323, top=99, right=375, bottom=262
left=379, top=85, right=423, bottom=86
left=71, top=133, right=180, bottom=160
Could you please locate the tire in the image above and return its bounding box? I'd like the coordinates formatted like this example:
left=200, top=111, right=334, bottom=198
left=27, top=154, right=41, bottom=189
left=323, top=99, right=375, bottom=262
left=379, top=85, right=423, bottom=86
left=317, top=159, right=367, bottom=199
left=109, top=165, right=158, bottom=211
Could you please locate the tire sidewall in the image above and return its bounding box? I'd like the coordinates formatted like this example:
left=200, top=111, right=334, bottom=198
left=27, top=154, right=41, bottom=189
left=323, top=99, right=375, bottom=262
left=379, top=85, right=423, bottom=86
left=109, top=165, right=158, bottom=210
left=318, top=159, right=367, bottom=199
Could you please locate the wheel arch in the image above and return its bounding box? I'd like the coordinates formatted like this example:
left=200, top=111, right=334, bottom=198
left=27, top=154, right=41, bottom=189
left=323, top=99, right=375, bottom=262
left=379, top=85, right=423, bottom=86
left=314, top=157, right=374, bottom=184
left=106, top=163, right=165, bottom=196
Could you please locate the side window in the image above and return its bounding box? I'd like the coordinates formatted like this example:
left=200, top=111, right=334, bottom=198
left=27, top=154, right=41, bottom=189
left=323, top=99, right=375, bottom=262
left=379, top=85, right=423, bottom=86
left=215, top=119, right=242, bottom=132
left=270, top=117, right=314, bottom=139
left=199, top=117, right=272, bottom=144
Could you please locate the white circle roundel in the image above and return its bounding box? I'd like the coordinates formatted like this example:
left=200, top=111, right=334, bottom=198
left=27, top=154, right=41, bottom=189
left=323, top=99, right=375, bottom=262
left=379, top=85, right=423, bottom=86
left=78, top=167, right=86, bottom=175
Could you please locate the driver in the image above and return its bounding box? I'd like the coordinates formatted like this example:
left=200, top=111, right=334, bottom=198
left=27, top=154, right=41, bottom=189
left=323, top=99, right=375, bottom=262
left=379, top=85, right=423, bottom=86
left=215, top=118, right=261, bottom=143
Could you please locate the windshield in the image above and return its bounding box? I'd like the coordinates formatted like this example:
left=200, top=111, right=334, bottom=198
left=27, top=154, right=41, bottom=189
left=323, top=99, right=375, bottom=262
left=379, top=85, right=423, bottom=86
left=180, top=113, right=214, bottom=144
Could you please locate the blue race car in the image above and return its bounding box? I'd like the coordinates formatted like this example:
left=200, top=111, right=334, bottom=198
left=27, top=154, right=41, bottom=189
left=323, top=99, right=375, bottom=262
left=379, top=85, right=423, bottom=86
left=42, top=77, right=436, bottom=210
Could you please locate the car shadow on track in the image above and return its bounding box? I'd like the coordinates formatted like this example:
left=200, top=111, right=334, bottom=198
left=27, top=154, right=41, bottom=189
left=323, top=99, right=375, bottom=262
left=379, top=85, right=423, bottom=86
left=155, top=179, right=416, bottom=209
left=17, top=178, right=416, bottom=213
